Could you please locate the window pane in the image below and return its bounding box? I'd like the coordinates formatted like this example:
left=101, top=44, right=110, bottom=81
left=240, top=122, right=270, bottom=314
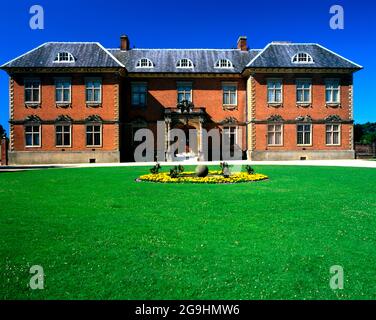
left=94, top=133, right=101, bottom=146
left=326, top=90, right=331, bottom=102
left=304, top=131, right=310, bottom=144
left=86, top=89, right=92, bottom=101
left=333, top=90, right=339, bottom=102
left=26, top=133, right=32, bottom=146
left=275, top=132, right=281, bottom=145
left=333, top=132, right=339, bottom=144
left=94, top=89, right=100, bottom=102
left=86, top=133, right=92, bottom=146
left=326, top=132, right=332, bottom=145
left=268, top=89, right=273, bottom=102
left=25, top=89, right=32, bottom=102
left=304, top=90, right=310, bottom=102
left=64, top=133, right=70, bottom=145
left=56, top=133, right=62, bottom=146
left=275, top=90, right=281, bottom=102
left=297, top=131, right=303, bottom=144
left=63, top=89, right=70, bottom=101
left=268, top=133, right=273, bottom=145
left=33, top=133, right=40, bottom=145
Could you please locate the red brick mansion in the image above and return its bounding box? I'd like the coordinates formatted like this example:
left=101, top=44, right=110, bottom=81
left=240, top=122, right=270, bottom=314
left=1, top=35, right=362, bottom=164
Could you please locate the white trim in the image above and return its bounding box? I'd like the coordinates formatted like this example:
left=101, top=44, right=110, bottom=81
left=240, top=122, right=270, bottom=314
left=177, top=81, right=193, bottom=103
left=246, top=43, right=272, bottom=67
left=267, top=78, right=283, bottom=104
left=325, top=123, right=341, bottom=146
left=1, top=42, right=48, bottom=68
left=325, top=78, right=341, bottom=104
left=95, top=42, right=126, bottom=68
left=135, top=58, right=154, bottom=69
left=315, top=43, right=363, bottom=69
left=55, top=124, right=72, bottom=148
left=85, top=77, right=102, bottom=104
left=176, top=58, right=194, bottom=69
left=291, top=52, right=314, bottom=64
left=53, top=52, right=75, bottom=63
left=24, top=77, right=41, bottom=104
left=24, top=124, right=41, bottom=148
left=54, top=77, right=72, bottom=104
left=296, top=78, right=312, bottom=104
left=296, top=123, right=312, bottom=146
left=222, top=82, right=238, bottom=106
left=267, top=123, right=284, bottom=146
left=86, top=124, right=103, bottom=148
left=214, top=59, right=233, bottom=69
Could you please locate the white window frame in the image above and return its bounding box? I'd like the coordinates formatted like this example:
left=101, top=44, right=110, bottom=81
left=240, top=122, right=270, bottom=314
left=25, top=124, right=41, bottom=148
left=176, top=58, right=194, bottom=69
left=131, top=82, right=148, bottom=107
left=292, top=52, right=314, bottom=64
left=177, top=82, right=193, bottom=103
left=296, top=78, right=312, bottom=104
left=55, top=124, right=72, bottom=148
left=222, top=82, right=238, bottom=106
left=54, top=52, right=75, bottom=63
left=85, top=78, right=102, bottom=104
left=325, top=78, right=341, bottom=104
left=215, top=59, right=233, bottom=69
left=55, top=78, right=72, bottom=104
left=267, top=124, right=283, bottom=146
left=267, top=78, right=283, bottom=104
left=24, top=78, right=41, bottom=104
left=297, top=123, right=312, bottom=146
left=86, top=124, right=102, bottom=147
left=326, top=124, right=341, bottom=146
left=136, top=58, right=154, bottom=68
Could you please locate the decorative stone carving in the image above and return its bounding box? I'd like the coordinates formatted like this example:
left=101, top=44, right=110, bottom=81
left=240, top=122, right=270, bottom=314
left=295, top=115, right=312, bottom=122
left=55, top=115, right=73, bottom=122
left=85, top=115, right=103, bottom=123
left=219, top=117, right=238, bottom=125
left=24, top=115, right=41, bottom=123
left=325, top=115, right=342, bottom=122
left=267, top=115, right=284, bottom=122
left=177, top=100, right=194, bottom=113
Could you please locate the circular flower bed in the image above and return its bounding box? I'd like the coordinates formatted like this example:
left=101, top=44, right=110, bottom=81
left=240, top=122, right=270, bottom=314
left=138, top=170, right=268, bottom=184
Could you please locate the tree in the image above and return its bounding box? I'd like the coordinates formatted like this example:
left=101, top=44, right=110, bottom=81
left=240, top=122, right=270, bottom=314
left=0, top=124, right=5, bottom=138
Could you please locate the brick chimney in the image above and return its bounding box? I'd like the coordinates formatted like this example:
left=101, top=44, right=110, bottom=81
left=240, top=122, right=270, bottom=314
left=120, top=35, right=130, bottom=51
left=237, top=36, right=248, bottom=51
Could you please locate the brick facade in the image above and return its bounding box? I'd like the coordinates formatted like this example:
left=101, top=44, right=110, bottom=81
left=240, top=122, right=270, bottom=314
left=1, top=37, right=361, bottom=164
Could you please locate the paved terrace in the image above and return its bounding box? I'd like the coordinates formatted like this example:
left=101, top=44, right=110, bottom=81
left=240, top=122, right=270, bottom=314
left=1, top=159, right=376, bottom=172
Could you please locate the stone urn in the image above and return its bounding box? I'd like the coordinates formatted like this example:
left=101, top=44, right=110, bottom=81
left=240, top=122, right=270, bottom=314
left=195, top=165, right=209, bottom=178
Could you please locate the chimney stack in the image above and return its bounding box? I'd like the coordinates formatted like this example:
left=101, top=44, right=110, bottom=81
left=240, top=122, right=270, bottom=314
left=120, top=35, right=130, bottom=51
left=237, top=36, right=248, bottom=51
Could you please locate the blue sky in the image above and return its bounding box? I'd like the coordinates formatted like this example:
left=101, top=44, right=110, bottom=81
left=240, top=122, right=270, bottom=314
left=0, top=0, right=374, bottom=133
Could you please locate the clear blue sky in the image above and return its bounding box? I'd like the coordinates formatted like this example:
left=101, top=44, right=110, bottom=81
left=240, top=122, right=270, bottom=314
left=0, top=0, right=374, bottom=133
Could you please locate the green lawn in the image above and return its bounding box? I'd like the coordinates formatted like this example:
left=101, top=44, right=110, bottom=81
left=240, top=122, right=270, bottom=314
left=1, top=165, right=376, bottom=300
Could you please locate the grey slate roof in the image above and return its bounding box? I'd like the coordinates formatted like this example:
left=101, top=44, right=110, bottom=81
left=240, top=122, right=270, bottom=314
left=1, top=41, right=361, bottom=72
left=1, top=42, right=124, bottom=69
left=247, top=43, right=362, bottom=69
left=108, top=48, right=260, bottom=74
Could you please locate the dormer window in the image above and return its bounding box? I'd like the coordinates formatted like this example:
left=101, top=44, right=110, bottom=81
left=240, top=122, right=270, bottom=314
left=54, top=52, right=75, bottom=63
left=215, top=59, right=233, bottom=69
left=176, top=58, right=194, bottom=69
left=292, top=52, right=314, bottom=64
left=136, top=58, right=154, bottom=68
